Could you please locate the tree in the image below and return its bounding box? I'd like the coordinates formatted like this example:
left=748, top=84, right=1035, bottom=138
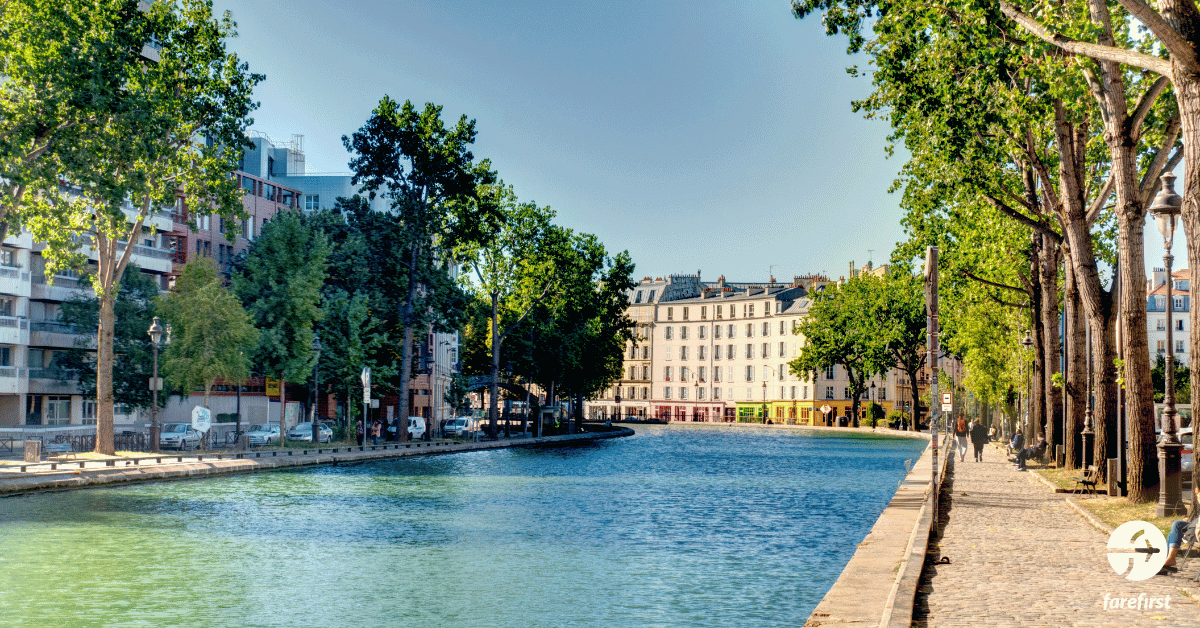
left=233, top=210, right=329, bottom=442
left=54, top=267, right=162, bottom=414
left=158, top=258, right=257, bottom=441
left=790, top=276, right=893, bottom=427
left=18, top=1, right=261, bottom=454
left=875, top=270, right=928, bottom=432
left=1151, top=355, right=1190, bottom=405
left=343, top=97, right=499, bottom=436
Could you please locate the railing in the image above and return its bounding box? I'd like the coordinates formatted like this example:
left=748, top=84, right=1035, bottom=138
left=31, top=274, right=84, bottom=289
left=0, top=266, right=19, bottom=279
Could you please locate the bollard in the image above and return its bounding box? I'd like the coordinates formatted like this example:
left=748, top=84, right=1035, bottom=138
left=1107, top=458, right=1120, bottom=497
left=1055, top=445, right=1064, bottom=468
left=23, top=440, right=40, bottom=463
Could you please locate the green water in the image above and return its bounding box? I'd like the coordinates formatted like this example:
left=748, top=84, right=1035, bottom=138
left=0, top=425, right=925, bottom=627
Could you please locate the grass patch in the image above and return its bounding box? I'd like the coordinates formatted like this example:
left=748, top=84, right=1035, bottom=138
left=1035, top=468, right=1188, bottom=537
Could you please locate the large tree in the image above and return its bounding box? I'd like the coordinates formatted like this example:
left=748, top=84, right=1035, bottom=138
left=343, top=98, right=499, bottom=435
left=790, top=276, right=894, bottom=427
left=233, top=210, right=329, bottom=443
left=158, top=258, right=257, bottom=442
left=19, top=0, right=261, bottom=454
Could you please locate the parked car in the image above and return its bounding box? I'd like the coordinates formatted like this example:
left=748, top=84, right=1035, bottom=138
left=245, top=424, right=280, bottom=447
left=160, top=423, right=201, bottom=451
left=1182, top=427, right=1193, bottom=474
left=444, top=417, right=474, bottom=437
left=288, top=422, right=332, bottom=443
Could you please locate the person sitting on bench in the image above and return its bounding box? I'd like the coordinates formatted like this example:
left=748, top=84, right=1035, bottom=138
left=1008, top=432, right=1024, bottom=456
left=1160, top=517, right=1198, bottom=573
left=1014, top=432, right=1046, bottom=471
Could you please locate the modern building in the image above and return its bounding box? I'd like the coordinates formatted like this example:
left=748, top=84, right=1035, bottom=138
left=1147, top=267, right=1190, bottom=367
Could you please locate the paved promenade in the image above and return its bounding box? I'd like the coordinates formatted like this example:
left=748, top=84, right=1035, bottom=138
left=914, top=443, right=1200, bottom=627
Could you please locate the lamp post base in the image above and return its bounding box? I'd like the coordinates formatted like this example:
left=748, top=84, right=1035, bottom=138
left=1155, top=442, right=1187, bottom=517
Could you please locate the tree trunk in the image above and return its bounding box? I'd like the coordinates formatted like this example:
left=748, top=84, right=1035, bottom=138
left=1063, top=263, right=1086, bottom=469
left=488, top=291, right=501, bottom=437
left=95, top=292, right=117, bottom=455
left=398, top=243, right=419, bottom=442
left=279, top=379, right=286, bottom=446
left=1173, top=54, right=1200, bottom=514
left=1027, top=238, right=1045, bottom=444
left=1040, top=233, right=1062, bottom=459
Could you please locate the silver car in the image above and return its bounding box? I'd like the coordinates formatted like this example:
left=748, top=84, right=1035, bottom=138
left=159, top=423, right=201, bottom=451
left=287, top=422, right=332, bottom=443
left=245, top=424, right=280, bottom=446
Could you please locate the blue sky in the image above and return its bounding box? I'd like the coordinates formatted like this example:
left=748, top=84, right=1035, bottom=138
left=216, top=0, right=909, bottom=283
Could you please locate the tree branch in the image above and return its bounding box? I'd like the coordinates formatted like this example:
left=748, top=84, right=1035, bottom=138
left=959, top=269, right=1027, bottom=294
left=1112, top=0, right=1200, bottom=72
left=998, top=2, right=1172, bottom=76
left=983, top=194, right=1061, bottom=243
left=1130, top=76, right=1172, bottom=137
left=1085, top=173, right=1115, bottom=227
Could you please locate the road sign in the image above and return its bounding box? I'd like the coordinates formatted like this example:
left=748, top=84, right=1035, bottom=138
left=191, top=406, right=212, bottom=433
left=361, top=367, right=371, bottom=405
left=820, top=404, right=832, bottom=415
left=941, top=392, right=952, bottom=412
left=148, top=376, right=163, bottom=392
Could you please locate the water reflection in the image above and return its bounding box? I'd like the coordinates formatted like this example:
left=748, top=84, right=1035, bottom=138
left=0, top=425, right=924, bottom=627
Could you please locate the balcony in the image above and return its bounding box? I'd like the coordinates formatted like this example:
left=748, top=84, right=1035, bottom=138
left=0, top=265, right=30, bottom=298
left=27, top=368, right=77, bottom=395
left=30, top=320, right=90, bottom=349
left=0, top=366, right=26, bottom=394
left=0, top=316, right=29, bottom=346
left=30, top=274, right=89, bottom=301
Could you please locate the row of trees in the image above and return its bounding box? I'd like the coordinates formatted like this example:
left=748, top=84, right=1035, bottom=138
left=792, top=0, right=1199, bottom=501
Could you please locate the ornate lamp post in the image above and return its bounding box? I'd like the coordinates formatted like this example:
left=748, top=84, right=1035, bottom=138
left=147, top=317, right=164, bottom=453
left=1149, top=172, right=1187, bottom=517
left=870, top=381, right=877, bottom=430
left=1021, top=329, right=1033, bottom=438
left=1081, top=321, right=1095, bottom=467
left=761, top=380, right=767, bottom=423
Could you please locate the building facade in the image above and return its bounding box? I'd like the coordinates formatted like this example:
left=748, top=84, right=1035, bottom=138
left=1147, top=267, right=1190, bottom=367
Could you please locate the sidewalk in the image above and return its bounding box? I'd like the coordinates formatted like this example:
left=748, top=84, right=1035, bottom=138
left=914, top=443, right=1200, bottom=627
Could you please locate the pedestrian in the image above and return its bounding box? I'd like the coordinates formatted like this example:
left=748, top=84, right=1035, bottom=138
left=970, top=419, right=988, bottom=462
left=954, top=415, right=969, bottom=462
left=355, top=420, right=364, bottom=447
left=371, top=419, right=381, bottom=446
left=987, top=425, right=996, bottom=442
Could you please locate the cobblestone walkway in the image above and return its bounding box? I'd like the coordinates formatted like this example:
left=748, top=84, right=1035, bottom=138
left=914, top=444, right=1200, bottom=627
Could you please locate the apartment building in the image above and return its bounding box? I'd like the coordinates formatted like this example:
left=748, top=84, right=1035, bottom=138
left=1148, top=267, right=1190, bottom=367
left=587, top=271, right=902, bottom=425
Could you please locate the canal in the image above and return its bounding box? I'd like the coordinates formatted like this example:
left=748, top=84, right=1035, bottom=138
left=0, top=424, right=925, bottom=627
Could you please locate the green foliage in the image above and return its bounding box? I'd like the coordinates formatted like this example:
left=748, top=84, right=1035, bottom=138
left=234, top=211, right=330, bottom=384
left=54, top=267, right=162, bottom=410
left=158, top=258, right=257, bottom=405
left=1150, top=354, right=1190, bottom=405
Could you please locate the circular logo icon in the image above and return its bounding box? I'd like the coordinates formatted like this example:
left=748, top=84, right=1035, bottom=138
left=1106, top=521, right=1168, bottom=581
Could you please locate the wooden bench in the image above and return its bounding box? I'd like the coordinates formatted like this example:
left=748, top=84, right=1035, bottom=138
left=43, top=442, right=76, bottom=461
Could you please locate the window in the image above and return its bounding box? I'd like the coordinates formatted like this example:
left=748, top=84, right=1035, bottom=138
left=1177, top=319, right=1185, bottom=331
left=778, top=364, right=786, bottom=380
left=714, top=387, right=721, bottom=400
left=762, top=322, right=770, bottom=336
left=717, top=305, right=723, bottom=319
left=664, top=387, right=672, bottom=399
left=779, top=321, right=785, bottom=335
left=825, top=386, right=834, bottom=399
left=665, top=346, right=672, bottom=360
left=0, top=249, right=14, bottom=267
left=880, top=388, right=887, bottom=401
left=1174, top=297, right=1185, bottom=310
left=0, top=297, right=13, bottom=317
left=642, top=347, right=649, bottom=359
left=746, top=365, right=754, bottom=381
left=1156, top=296, right=1166, bottom=309
left=714, top=326, right=722, bottom=339
left=683, top=307, right=689, bottom=320
left=825, top=365, right=835, bottom=379
left=699, top=366, right=707, bottom=382
left=746, top=323, right=754, bottom=337
left=680, top=346, right=689, bottom=360
left=728, top=324, right=735, bottom=338
left=681, top=367, right=690, bottom=381
left=745, top=344, right=753, bottom=359
left=681, top=387, right=688, bottom=400
left=714, top=366, right=722, bottom=382
left=0, top=346, right=12, bottom=366
left=727, top=344, right=734, bottom=359
left=699, top=326, right=706, bottom=339
left=241, top=176, right=254, bottom=194
left=844, top=387, right=851, bottom=399
left=1158, top=340, right=1166, bottom=352
left=629, top=366, right=636, bottom=380
left=790, top=386, right=796, bottom=399
left=681, top=326, right=689, bottom=340
left=701, top=306, right=707, bottom=319
left=82, top=400, right=97, bottom=425
left=664, top=366, right=673, bottom=381
left=761, top=342, right=769, bottom=358
left=305, top=194, right=320, bottom=211
left=1157, top=319, right=1166, bottom=331
left=748, top=304, right=754, bottom=317
left=635, top=291, right=643, bottom=304
left=629, top=346, right=636, bottom=359
left=665, top=326, right=673, bottom=340
left=803, top=386, right=808, bottom=399
left=714, top=345, right=721, bottom=360
left=1177, top=340, right=1186, bottom=353
left=698, top=346, right=706, bottom=360
left=46, top=396, right=71, bottom=426
left=698, top=387, right=705, bottom=400
left=667, top=307, right=674, bottom=321
left=642, top=366, right=649, bottom=380
left=264, top=183, right=276, bottom=202
left=779, top=341, right=786, bottom=357
left=642, top=387, right=649, bottom=400
left=648, top=290, right=656, bottom=302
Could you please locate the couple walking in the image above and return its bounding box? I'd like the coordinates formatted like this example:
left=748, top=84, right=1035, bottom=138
left=954, top=417, right=988, bottom=462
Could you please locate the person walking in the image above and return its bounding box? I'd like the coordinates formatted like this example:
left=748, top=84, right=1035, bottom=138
left=355, top=420, right=364, bottom=447
left=371, top=419, right=381, bottom=446
left=954, top=416, right=970, bottom=462
left=970, top=419, right=988, bottom=462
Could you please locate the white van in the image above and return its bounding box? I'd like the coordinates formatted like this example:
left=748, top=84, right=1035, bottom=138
left=444, top=417, right=474, bottom=437
left=407, top=416, right=427, bottom=440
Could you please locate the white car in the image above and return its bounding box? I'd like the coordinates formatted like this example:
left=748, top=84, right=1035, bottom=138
left=1182, top=427, right=1193, bottom=474
left=245, top=424, right=280, bottom=446
left=288, top=422, right=332, bottom=443
left=159, top=423, right=201, bottom=450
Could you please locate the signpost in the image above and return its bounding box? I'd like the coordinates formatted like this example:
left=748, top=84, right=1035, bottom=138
left=941, top=392, right=952, bottom=413
left=820, top=404, right=832, bottom=427
left=361, top=367, right=371, bottom=443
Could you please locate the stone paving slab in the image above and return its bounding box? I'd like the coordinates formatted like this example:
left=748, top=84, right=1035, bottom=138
left=915, top=443, right=1200, bottom=627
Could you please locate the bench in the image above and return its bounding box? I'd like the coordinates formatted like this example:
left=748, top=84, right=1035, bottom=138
left=1073, top=465, right=1099, bottom=496
left=43, top=441, right=76, bottom=461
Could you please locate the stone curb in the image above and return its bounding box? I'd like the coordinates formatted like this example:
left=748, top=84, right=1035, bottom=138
left=0, top=428, right=634, bottom=495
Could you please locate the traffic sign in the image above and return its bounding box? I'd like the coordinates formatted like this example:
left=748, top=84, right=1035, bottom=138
left=361, top=367, right=371, bottom=405
left=941, top=392, right=952, bottom=412
left=820, top=404, right=832, bottom=414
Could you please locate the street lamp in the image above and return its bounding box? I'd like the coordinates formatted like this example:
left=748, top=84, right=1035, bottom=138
left=147, top=316, right=164, bottom=453
left=1082, top=320, right=1095, bottom=468
left=870, top=381, right=877, bottom=430
left=694, top=381, right=699, bottom=422
left=1020, top=329, right=1033, bottom=439
left=311, top=335, right=321, bottom=444
left=761, top=380, right=767, bottom=423
left=1148, top=171, right=1187, bottom=517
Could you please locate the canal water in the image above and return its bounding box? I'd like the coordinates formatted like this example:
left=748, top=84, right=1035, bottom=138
left=0, top=425, right=925, bottom=628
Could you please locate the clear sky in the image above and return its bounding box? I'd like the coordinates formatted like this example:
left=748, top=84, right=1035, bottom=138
left=215, top=0, right=1172, bottom=283
left=215, top=0, right=907, bottom=283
